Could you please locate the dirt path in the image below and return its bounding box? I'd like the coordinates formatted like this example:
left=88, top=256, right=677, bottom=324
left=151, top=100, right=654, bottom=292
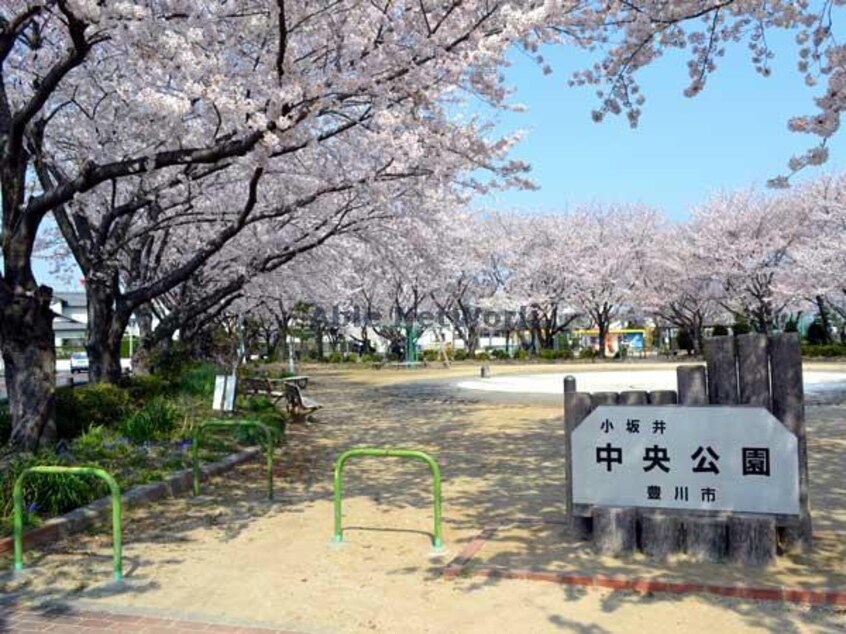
left=3, top=363, right=846, bottom=633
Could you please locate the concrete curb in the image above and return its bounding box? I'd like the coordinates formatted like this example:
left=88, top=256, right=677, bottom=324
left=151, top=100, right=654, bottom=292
left=0, top=447, right=262, bottom=556
left=441, top=518, right=846, bottom=606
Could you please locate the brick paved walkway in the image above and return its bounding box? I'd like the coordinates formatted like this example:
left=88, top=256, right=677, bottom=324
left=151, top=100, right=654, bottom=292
left=1, top=607, right=301, bottom=633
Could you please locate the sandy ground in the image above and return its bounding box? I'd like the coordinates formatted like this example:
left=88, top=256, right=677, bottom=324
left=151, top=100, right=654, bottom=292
left=3, top=361, right=846, bottom=633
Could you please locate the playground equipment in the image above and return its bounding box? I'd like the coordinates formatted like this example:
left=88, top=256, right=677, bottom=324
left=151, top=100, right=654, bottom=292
left=13, top=466, right=123, bottom=582
left=193, top=420, right=276, bottom=500
left=333, top=448, right=443, bottom=548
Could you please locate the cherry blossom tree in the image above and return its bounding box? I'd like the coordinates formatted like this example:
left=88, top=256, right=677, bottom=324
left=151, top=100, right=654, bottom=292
left=428, top=213, right=506, bottom=357
left=782, top=173, right=846, bottom=338
left=2, top=0, right=530, bottom=447
left=562, top=205, right=661, bottom=357
left=641, top=225, right=726, bottom=354
left=685, top=189, right=810, bottom=332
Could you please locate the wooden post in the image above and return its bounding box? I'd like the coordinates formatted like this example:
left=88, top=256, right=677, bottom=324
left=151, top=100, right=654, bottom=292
left=586, top=393, right=633, bottom=549
left=590, top=391, right=619, bottom=409
left=728, top=515, right=776, bottom=566
left=618, top=390, right=648, bottom=405
left=639, top=511, right=684, bottom=560
left=593, top=506, right=637, bottom=555
left=684, top=516, right=728, bottom=562
left=564, top=391, right=592, bottom=539
left=676, top=365, right=707, bottom=405
left=770, top=332, right=813, bottom=552
left=704, top=336, right=738, bottom=405
left=736, top=333, right=771, bottom=410
left=648, top=390, right=677, bottom=405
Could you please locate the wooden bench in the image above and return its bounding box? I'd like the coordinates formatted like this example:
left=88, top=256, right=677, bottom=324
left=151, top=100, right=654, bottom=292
left=284, top=375, right=310, bottom=389
left=283, top=382, right=322, bottom=419
left=239, top=376, right=320, bottom=419
left=239, top=376, right=287, bottom=406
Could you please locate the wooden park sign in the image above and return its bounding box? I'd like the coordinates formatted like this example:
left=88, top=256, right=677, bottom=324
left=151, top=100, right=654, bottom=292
left=572, top=406, right=800, bottom=516
left=564, top=333, right=812, bottom=566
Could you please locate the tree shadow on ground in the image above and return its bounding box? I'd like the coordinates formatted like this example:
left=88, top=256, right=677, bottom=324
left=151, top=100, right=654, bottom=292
left=2, top=369, right=846, bottom=632
left=346, top=378, right=846, bottom=632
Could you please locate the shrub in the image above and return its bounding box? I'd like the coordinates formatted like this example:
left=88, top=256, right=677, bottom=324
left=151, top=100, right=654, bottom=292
left=732, top=316, right=752, bottom=336
left=538, top=348, right=574, bottom=361
left=476, top=351, right=491, bottom=361
left=491, top=349, right=510, bottom=360
left=784, top=313, right=802, bottom=333
left=149, top=342, right=194, bottom=382
left=345, top=352, right=360, bottom=363
left=120, top=397, right=181, bottom=443
left=126, top=374, right=168, bottom=402
left=802, top=343, right=846, bottom=358
left=178, top=363, right=217, bottom=397
left=327, top=352, right=344, bottom=363
left=453, top=350, right=469, bottom=361
left=677, top=329, right=695, bottom=353
left=806, top=320, right=829, bottom=345
left=711, top=325, right=729, bottom=337
left=422, top=349, right=440, bottom=362
left=0, top=452, right=108, bottom=525
left=513, top=349, right=530, bottom=360
left=578, top=348, right=597, bottom=360
left=55, top=383, right=133, bottom=440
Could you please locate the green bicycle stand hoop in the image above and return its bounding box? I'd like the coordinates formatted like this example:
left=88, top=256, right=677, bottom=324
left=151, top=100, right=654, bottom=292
left=13, top=466, right=123, bottom=582
left=333, top=448, right=443, bottom=548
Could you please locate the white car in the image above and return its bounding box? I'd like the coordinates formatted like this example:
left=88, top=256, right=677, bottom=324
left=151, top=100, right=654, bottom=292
left=70, top=352, right=90, bottom=374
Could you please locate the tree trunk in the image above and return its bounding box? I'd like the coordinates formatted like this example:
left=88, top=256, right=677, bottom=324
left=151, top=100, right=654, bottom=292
left=85, top=281, right=126, bottom=384
left=816, top=295, right=833, bottom=344
left=358, top=326, right=370, bottom=354
left=694, top=320, right=704, bottom=356
left=315, top=322, right=325, bottom=359
left=131, top=304, right=155, bottom=375
left=597, top=312, right=610, bottom=359
left=2, top=287, right=57, bottom=450
left=465, top=326, right=479, bottom=358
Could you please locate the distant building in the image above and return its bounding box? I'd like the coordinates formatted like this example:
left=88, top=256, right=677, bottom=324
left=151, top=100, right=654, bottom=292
left=51, top=292, right=87, bottom=347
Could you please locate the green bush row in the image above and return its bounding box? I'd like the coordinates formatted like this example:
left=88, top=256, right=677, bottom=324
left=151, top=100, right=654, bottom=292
left=1, top=361, right=283, bottom=536
left=801, top=343, right=846, bottom=357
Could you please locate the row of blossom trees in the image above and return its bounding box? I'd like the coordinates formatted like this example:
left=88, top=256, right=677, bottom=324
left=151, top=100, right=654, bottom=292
left=223, top=173, right=846, bottom=362
left=5, top=0, right=846, bottom=450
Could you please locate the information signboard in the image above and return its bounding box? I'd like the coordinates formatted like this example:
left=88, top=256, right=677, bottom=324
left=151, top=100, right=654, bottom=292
left=571, top=405, right=800, bottom=515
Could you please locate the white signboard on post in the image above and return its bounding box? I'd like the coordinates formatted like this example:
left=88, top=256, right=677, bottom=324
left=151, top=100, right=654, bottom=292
left=571, top=405, right=800, bottom=515
left=212, top=374, right=237, bottom=412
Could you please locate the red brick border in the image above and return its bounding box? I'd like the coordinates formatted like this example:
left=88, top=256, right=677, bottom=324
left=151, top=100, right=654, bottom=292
left=441, top=518, right=846, bottom=606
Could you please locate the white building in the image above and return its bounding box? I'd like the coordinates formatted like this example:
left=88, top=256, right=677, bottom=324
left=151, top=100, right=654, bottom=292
left=51, top=292, right=88, bottom=347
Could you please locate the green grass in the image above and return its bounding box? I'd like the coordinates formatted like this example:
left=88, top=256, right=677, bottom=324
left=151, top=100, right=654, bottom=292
left=0, top=361, right=288, bottom=537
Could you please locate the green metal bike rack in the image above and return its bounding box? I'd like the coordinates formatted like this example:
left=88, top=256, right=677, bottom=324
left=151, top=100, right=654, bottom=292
left=192, top=420, right=275, bottom=500
left=333, top=448, right=443, bottom=548
left=13, top=466, right=123, bottom=581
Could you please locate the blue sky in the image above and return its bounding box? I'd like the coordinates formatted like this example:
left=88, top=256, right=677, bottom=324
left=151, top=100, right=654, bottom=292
left=476, top=32, right=846, bottom=220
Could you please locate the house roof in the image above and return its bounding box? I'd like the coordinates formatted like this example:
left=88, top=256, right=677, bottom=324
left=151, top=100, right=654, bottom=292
left=53, top=292, right=87, bottom=308
left=53, top=314, right=87, bottom=333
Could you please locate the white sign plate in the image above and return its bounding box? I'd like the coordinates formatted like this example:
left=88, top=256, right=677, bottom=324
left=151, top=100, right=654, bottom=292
left=572, top=406, right=800, bottom=515
left=212, top=375, right=226, bottom=411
